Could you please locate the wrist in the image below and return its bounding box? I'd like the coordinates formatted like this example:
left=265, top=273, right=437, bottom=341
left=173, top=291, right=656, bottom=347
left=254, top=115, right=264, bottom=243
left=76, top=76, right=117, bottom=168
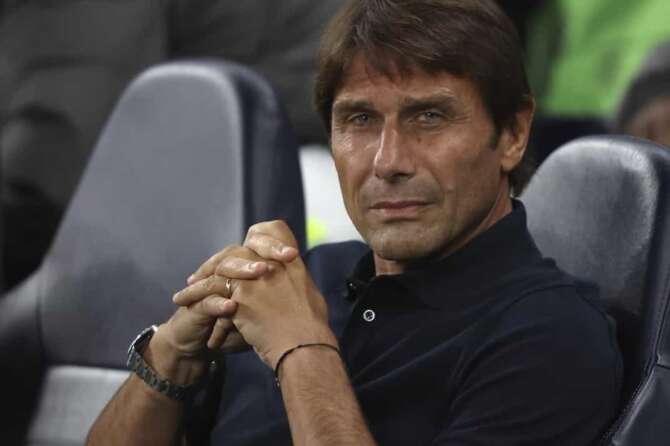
left=276, top=342, right=343, bottom=386
left=268, top=327, right=338, bottom=369
left=144, top=325, right=209, bottom=387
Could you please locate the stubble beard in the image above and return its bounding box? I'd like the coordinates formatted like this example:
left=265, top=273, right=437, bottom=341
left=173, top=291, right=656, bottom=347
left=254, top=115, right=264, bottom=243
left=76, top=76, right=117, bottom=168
left=361, top=218, right=451, bottom=263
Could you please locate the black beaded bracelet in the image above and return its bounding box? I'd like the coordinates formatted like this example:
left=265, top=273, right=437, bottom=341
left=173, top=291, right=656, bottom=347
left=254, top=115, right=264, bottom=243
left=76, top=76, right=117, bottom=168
left=273, top=343, right=342, bottom=386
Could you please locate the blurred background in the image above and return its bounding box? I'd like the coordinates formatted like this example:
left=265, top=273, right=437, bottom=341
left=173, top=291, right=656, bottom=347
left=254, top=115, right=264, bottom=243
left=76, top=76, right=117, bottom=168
left=1, top=0, right=670, bottom=292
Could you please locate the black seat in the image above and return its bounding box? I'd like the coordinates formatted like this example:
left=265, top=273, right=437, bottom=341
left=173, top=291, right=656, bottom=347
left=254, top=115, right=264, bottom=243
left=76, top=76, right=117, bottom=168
left=522, top=135, right=670, bottom=444
left=0, top=59, right=305, bottom=445
left=527, top=115, right=609, bottom=166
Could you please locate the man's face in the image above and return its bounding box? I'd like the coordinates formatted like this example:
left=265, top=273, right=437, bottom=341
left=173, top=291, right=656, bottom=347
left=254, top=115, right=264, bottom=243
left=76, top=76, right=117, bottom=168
left=330, top=55, right=529, bottom=272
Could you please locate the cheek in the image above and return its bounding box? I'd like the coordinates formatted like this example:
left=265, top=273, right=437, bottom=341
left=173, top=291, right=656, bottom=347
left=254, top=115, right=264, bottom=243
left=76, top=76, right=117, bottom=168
left=429, top=139, right=500, bottom=196
left=331, top=146, right=362, bottom=217
left=332, top=131, right=377, bottom=198
left=425, top=143, right=470, bottom=192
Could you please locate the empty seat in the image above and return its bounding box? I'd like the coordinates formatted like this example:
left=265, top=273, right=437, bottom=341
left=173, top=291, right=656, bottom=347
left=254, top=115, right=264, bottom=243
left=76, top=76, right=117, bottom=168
left=522, top=135, right=670, bottom=444
left=0, top=59, right=305, bottom=445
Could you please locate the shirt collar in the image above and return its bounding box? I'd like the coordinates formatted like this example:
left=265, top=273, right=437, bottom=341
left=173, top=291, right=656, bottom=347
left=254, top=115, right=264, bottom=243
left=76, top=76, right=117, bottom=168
left=346, top=200, right=543, bottom=310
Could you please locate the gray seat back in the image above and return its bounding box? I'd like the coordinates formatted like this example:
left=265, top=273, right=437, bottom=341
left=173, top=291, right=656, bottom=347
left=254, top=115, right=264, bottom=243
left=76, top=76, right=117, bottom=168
left=522, top=135, right=670, bottom=444
left=0, top=59, right=305, bottom=445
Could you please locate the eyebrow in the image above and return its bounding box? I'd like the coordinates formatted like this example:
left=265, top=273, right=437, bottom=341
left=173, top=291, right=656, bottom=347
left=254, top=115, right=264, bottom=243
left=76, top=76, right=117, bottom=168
left=397, top=94, right=463, bottom=117
left=332, top=93, right=464, bottom=118
left=331, top=99, right=376, bottom=117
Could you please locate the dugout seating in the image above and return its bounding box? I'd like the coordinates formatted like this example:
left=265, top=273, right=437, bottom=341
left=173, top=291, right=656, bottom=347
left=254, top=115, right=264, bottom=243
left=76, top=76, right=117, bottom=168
left=0, top=59, right=305, bottom=445
left=523, top=135, right=670, bottom=445
left=526, top=115, right=609, bottom=166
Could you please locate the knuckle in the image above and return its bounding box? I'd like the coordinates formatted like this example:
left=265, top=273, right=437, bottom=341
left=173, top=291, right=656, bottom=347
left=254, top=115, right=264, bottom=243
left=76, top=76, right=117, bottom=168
left=207, top=250, right=224, bottom=264
left=204, top=275, right=217, bottom=293
left=266, top=220, right=289, bottom=235
left=228, top=257, right=247, bottom=270
left=219, top=245, right=238, bottom=257
left=213, top=264, right=224, bottom=277
left=203, top=295, right=220, bottom=312
left=246, top=223, right=264, bottom=237
left=214, top=259, right=227, bottom=275
left=271, top=219, right=288, bottom=230
left=217, top=255, right=236, bottom=270
left=240, top=247, right=260, bottom=261
left=217, top=246, right=245, bottom=268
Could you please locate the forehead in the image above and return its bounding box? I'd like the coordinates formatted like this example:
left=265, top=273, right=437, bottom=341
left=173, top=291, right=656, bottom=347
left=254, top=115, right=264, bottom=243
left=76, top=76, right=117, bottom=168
left=334, top=53, right=483, bottom=107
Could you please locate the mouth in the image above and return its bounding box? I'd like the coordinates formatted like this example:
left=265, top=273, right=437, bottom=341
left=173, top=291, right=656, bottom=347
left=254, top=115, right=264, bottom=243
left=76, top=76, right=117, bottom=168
left=369, top=200, right=431, bottom=219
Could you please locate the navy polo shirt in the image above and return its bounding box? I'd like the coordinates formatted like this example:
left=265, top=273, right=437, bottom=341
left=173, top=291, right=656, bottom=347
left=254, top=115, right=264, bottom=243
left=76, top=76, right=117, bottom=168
left=209, top=203, right=622, bottom=445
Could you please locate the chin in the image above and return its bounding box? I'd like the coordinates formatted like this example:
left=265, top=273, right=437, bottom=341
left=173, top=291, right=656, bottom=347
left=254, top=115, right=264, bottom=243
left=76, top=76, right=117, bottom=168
left=364, top=223, right=447, bottom=263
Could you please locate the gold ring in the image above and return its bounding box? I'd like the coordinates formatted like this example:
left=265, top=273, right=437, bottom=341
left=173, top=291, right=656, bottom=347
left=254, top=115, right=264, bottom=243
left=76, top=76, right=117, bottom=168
left=225, top=277, right=233, bottom=297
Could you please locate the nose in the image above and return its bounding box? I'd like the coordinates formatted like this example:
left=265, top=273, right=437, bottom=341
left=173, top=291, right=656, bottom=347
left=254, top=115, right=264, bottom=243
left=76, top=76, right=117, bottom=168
left=372, top=121, right=416, bottom=182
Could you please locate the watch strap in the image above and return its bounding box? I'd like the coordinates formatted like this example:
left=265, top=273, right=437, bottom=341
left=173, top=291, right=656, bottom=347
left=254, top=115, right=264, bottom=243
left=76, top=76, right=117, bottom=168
left=126, top=325, right=199, bottom=401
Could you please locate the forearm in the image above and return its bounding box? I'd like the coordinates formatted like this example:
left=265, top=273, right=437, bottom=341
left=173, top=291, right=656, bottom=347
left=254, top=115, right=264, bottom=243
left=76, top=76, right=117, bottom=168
left=86, top=373, right=185, bottom=446
left=86, top=237, right=271, bottom=445
left=86, top=330, right=208, bottom=446
left=279, top=344, right=377, bottom=446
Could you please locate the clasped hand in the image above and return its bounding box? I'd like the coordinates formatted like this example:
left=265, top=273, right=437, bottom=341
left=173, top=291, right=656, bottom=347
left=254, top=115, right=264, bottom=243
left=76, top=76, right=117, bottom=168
left=166, top=221, right=336, bottom=370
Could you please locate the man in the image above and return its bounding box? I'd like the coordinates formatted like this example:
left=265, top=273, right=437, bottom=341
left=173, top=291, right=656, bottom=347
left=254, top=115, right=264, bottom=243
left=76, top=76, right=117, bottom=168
left=88, top=1, right=621, bottom=445
left=616, top=40, right=670, bottom=148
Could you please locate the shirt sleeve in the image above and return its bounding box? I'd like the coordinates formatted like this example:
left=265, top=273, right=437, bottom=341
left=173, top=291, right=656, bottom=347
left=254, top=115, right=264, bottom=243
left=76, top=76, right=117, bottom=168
left=432, top=289, right=622, bottom=446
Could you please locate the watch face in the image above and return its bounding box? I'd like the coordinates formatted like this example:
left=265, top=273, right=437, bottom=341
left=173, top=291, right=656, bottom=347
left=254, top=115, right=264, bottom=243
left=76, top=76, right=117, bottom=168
left=127, top=325, right=157, bottom=356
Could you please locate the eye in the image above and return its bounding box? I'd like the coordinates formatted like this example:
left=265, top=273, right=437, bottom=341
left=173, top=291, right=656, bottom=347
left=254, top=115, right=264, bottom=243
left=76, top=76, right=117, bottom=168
left=416, top=111, right=443, bottom=125
left=349, top=113, right=372, bottom=126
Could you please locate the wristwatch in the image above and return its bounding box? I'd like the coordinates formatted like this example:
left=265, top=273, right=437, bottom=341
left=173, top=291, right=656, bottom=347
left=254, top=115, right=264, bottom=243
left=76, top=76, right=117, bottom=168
left=126, top=325, right=199, bottom=401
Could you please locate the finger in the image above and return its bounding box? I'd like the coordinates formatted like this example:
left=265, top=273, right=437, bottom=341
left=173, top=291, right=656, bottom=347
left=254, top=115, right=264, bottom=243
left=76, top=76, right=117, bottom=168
left=246, top=220, right=299, bottom=246
left=245, top=221, right=300, bottom=256
left=207, top=318, right=234, bottom=350
left=187, top=246, right=239, bottom=285
left=188, top=294, right=238, bottom=319
left=243, top=232, right=299, bottom=263
left=214, top=256, right=270, bottom=279
left=220, top=330, right=249, bottom=353
left=206, top=318, right=250, bottom=353
left=174, top=275, right=234, bottom=306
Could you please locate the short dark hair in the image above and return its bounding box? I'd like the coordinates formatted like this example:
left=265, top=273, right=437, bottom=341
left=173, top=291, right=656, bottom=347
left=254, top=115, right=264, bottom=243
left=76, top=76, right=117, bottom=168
left=315, top=0, right=535, bottom=195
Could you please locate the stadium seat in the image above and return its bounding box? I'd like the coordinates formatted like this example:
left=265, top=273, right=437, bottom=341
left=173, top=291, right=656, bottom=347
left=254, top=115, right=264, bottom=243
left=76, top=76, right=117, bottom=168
left=523, top=135, right=670, bottom=445
left=0, top=60, right=305, bottom=445
left=526, top=115, right=609, bottom=166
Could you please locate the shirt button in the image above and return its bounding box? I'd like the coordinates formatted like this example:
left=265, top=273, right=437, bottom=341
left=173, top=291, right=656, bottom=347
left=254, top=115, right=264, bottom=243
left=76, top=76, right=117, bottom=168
left=362, top=309, right=376, bottom=322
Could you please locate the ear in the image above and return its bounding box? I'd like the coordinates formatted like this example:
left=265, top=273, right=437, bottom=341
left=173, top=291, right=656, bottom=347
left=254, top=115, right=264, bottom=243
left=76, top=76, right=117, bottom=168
left=498, top=98, right=536, bottom=173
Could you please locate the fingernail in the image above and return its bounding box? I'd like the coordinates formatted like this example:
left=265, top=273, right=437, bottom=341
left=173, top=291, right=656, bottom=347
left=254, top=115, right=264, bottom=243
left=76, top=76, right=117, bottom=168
left=172, top=292, right=180, bottom=302
left=187, top=274, right=195, bottom=284
left=248, top=262, right=261, bottom=272
left=280, top=246, right=294, bottom=255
